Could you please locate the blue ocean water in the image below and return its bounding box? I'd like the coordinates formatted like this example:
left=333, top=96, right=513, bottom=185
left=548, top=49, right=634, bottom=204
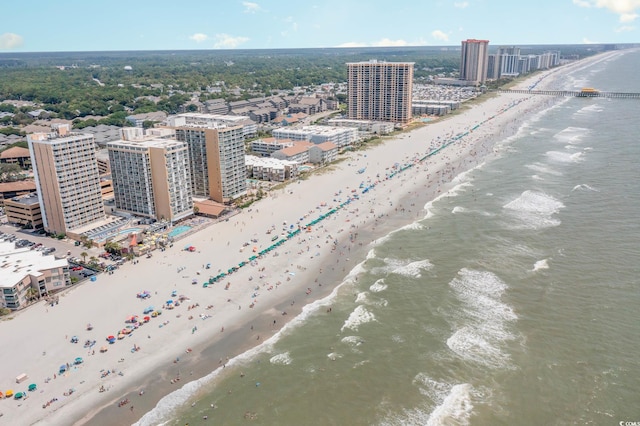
left=139, top=49, right=640, bottom=426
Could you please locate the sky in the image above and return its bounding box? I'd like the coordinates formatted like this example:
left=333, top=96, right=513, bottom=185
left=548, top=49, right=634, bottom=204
left=1, top=0, right=639, bottom=52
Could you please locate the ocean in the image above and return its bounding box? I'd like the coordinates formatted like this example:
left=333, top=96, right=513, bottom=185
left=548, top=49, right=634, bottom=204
left=138, top=50, right=640, bottom=425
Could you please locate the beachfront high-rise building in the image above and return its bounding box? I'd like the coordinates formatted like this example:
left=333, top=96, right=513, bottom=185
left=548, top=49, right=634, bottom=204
left=460, top=39, right=490, bottom=84
left=108, top=129, right=193, bottom=222
left=28, top=124, right=106, bottom=236
left=162, top=116, right=246, bottom=203
left=347, top=60, right=414, bottom=124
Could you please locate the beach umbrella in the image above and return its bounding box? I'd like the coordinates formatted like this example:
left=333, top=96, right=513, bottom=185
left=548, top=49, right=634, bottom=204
left=143, top=316, right=150, bottom=322
left=74, top=357, right=83, bottom=364
left=5, top=390, right=13, bottom=398
left=166, top=299, right=173, bottom=304
left=28, top=383, right=36, bottom=391
left=100, top=346, right=108, bottom=352
left=14, top=392, right=23, bottom=399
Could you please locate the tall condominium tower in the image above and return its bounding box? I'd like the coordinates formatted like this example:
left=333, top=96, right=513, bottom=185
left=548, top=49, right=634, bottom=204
left=347, top=60, right=414, bottom=123
left=108, top=130, right=193, bottom=222
left=164, top=116, right=246, bottom=203
left=28, top=124, right=106, bottom=236
left=460, top=39, right=490, bottom=84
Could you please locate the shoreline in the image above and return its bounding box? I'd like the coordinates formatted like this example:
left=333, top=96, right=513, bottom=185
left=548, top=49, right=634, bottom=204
left=0, top=51, right=620, bottom=426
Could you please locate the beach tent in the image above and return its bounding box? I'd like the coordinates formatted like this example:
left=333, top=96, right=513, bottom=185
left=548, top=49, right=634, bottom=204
left=59, top=365, right=67, bottom=374
left=5, top=390, right=13, bottom=398
left=100, top=346, right=108, bottom=353
left=74, top=357, right=83, bottom=364
left=14, top=392, right=23, bottom=399
left=107, top=335, right=116, bottom=343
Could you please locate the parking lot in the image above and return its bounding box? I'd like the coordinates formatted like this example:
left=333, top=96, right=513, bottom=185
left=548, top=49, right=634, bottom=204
left=0, top=222, right=120, bottom=276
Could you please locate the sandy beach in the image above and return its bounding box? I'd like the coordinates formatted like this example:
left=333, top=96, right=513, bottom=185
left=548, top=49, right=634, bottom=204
left=0, top=52, right=615, bottom=425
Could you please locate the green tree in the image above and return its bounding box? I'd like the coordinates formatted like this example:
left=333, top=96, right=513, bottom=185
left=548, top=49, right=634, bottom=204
left=0, top=163, right=25, bottom=182
left=80, top=251, right=88, bottom=263
left=25, top=287, right=40, bottom=302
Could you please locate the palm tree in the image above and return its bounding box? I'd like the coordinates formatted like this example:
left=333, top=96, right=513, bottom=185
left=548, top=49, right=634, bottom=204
left=80, top=251, right=88, bottom=263
left=89, top=256, right=98, bottom=267
left=25, top=287, right=40, bottom=303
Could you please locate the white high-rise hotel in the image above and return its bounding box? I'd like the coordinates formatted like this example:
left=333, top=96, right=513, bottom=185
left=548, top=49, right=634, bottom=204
left=347, top=60, right=414, bottom=124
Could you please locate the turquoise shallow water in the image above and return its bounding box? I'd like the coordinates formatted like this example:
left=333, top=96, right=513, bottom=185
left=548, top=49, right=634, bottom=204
left=138, top=50, right=640, bottom=426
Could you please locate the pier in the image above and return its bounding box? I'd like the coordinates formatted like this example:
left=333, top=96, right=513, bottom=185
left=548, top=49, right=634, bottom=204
left=497, top=89, right=640, bottom=99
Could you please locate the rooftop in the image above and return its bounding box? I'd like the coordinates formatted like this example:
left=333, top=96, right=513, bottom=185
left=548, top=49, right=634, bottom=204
left=0, top=242, right=68, bottom=288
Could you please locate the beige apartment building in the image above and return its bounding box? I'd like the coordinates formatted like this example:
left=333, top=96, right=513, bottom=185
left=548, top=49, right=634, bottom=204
left=27, top=124, right=106, bottom=236
left=163, top=122, right=246, bottom=203
left=4, top=192, right=43, bottom=229
left=347, top=60, right=414, bottom=124
left=108, top=134, right=193, bottom=222
left=460, top=39, right=490, bottom=84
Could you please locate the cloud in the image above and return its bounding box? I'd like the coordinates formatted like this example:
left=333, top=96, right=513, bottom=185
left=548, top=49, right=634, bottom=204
left=336, top=38, right=429, bottom=48
left=573, top=0, right=640, bottom=22
left=615, top=24, right=636, bottom=31
left=372, top=38, right=410, bottom=46
left=336, top=41, right=368, bottom=47
left=213, top=33, right=249, bottom=49
left=431, top=30, right=449, bottom=41
left=189, top=33, right=208, bottom=43
left=582, top=37, right=599, bottom=43
left=620, top=12, right=639, bottom=21
left=0, top=33, right=24, bottom=49
left=454, top=1, right=469, bottom=8
left=242, top=1, right=261, bottom=13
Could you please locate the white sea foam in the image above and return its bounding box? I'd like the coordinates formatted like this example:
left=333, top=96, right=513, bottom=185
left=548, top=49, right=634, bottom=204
left=392, top=259, right=433, bottom=278
left=401, top=221, right=425, bottom=231
left=382, top=377, right=474, bottom=426
left=341, top=305, right=376, bottom=332
left=355, top=291, right=369, bottom=304
left=573, top=104, right=604, bottom=117
left=269, top=352, right=292, bottom=365
left=553, top=126, right=590, bottom=144
left=327, top=352, right=343, bottom=361
left=369, top=279, right=388, bottom=293
left=532, top=259, right=550, bottom=272
left=571, top=183, right=599, bottom=192
left=545, top=150, right=584, bottom=163
left=452, top=206, right=468, bottom=214
left=372, top=258, right=433, bottom=278
left=446, top=269, right=517, bottom=369
left=426, top=383, right=474, bottom=426
left=531, top=174, right=543, bottom=181
left=366, top=248, right=377, bottom=259
left=526, top=162, right=563, bottom=176
left=503, top=190, right=564, bottom=230
left=341, top=335, right=364, bottom=346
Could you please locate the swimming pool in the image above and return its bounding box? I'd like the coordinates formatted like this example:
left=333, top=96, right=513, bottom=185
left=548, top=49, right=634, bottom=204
left=168, top=225, right=192, bottom=238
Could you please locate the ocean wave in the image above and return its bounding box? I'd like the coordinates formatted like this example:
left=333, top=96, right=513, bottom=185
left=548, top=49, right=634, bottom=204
left=341, top=335, right=365, bottom=346
left=452, top=206, right=468, bottom=214
left=545, top=150, right=584, bottom=163
left=401, top=221, right=425, bottom=231
left=371, top=258, right=433, bottom=278
left=355, top=291, right=369, bottom=304
left=503, top=190, right=564, bottom=230
left=446, top=269, right=517, bottom=369
left=269, top=352, right=292, bottom=365
left=341, top=305, right=376, bottom=332
left=571, top=183, right=599, bottom=192
left=526, top=162, right=563, bottom=176
left=369, top=279, right=388, bottom=293
left=532, top=259, right=550, bottom=272
left=380, top=377, right=474, bottom=426
left=426, top=383, right=474, bottom=426
left=553, top=126, right=590, bottom=144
